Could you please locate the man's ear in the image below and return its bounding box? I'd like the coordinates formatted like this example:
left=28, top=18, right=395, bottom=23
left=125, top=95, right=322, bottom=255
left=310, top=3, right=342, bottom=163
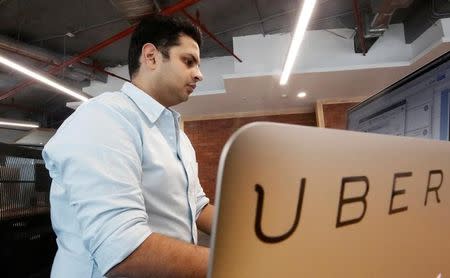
left=141, top=43, right=159, bottom=69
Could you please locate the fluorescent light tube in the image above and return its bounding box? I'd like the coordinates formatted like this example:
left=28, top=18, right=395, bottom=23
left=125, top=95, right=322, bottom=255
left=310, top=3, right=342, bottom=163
left=0, top=54, right=89, bottom=102
left=280, top=0, right=317, bottom=86
left=0, top=120, right=39, bottom=129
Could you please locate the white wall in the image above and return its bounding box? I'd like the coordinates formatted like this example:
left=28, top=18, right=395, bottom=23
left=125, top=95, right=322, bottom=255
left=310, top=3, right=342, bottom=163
left=194, top=56, right=234, bottom=95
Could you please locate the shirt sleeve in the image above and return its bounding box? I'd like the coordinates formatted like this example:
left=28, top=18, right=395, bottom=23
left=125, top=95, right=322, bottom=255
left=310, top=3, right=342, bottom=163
left=43, top=99, right=151, bottom=275
left=195, top=179, right=210, bottom=220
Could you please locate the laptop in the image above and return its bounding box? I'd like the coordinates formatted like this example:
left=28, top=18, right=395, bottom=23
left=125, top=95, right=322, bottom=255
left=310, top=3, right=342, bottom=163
left=208, top=122, right=450, bottom=278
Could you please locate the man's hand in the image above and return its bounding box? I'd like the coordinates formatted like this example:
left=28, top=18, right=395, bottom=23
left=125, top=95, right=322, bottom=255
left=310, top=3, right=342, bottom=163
left=196, top=204, right=215, bottom=235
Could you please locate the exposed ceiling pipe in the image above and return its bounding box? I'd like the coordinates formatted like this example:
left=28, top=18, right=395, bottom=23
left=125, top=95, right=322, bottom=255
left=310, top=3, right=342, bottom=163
left=0, top=46, right=130, bottom=83
left=0, top=48, right=90, bottom=83
left=403, top=0, right=450, bottom=43
left=370, top=0, right=414, bottom=32
left=109, top=0, right=159, bottom=23
left=152, top=0, right=162, bottom=12
left=30, top=18, right=125, bottom=44
left=181, top=10, right=243, bottom=63
left=0, top=34, right=107, bottom=83
left=112, top=0, right=243, bottom=61
left=210, top=9, right=355, bottom=38
left=431, top=0, right=450, bottom=17
left=352, top=0, right=367, bottom=55
left=159, top=0, right=199, bottom=15
left=352, top=0, right=414, bottom=54
left=0, top=0, right=200, bottom=101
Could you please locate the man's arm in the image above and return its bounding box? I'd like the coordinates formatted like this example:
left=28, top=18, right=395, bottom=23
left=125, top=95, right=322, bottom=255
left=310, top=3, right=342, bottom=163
left=196, top=204, right=215, bottom=235
left=107, top=204, right=215, bottom=277
left=107, top=233, right=209, bottom=278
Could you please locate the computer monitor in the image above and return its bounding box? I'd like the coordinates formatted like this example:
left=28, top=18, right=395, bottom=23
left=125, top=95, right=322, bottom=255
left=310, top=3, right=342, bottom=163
left=347, top=51, right=450, bottom=141
left=208, top=122, right=450, bottom=278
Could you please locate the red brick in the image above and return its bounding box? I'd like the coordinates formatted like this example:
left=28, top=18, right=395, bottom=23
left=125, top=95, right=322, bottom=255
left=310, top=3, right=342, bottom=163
left=184, top=113, right=316, bottom=203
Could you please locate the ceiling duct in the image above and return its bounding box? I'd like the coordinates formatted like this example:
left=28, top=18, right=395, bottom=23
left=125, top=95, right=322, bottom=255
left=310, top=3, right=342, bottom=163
left=354, top=0, right=414, bottom=53
left=0, top=34, right=107, bottom=83
left=403, top=0, right=450, bottom=43
left=109, top=0, right=159, bottom=23
left=370, top=0, right=414, bottom=33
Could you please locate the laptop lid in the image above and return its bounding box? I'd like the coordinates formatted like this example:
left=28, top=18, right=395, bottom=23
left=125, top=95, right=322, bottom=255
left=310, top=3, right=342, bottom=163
left=208, top=122, right=450, bottom=278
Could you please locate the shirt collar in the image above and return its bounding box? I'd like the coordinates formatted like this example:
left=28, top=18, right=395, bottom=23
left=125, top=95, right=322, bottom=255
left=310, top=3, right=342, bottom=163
left=121, top=82, right=180, bottom=124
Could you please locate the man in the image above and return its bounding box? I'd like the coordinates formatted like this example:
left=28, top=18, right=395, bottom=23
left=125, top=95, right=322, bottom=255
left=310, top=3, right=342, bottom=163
left=43, top=15, right=214, bottom=278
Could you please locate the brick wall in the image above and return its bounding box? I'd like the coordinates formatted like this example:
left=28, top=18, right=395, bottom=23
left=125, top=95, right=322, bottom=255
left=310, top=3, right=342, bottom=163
left=183, top=113, right=317, bottom=203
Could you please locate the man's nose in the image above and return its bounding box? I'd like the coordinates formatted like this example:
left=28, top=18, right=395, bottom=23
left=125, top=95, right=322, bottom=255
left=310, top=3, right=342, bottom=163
left=193, top=67, right=203, bottom=82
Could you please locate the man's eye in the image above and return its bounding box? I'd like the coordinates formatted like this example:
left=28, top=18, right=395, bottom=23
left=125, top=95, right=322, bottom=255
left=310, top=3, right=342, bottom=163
left=184, top=58, right=194, bottom=67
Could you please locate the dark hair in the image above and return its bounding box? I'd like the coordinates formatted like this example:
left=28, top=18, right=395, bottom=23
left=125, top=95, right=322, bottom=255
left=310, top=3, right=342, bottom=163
left=128, top=15, right=202, bottom=78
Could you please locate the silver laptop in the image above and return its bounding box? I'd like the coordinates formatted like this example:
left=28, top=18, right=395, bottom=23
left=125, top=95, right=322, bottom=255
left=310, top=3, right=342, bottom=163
left=208, top=122, right=450, bottom=278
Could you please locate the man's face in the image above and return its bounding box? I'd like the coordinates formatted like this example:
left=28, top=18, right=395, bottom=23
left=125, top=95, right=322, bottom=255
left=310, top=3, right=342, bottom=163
left=154, top=34, right=203, bottom=107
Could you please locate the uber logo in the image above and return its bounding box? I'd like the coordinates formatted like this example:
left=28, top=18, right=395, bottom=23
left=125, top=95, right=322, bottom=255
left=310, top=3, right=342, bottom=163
left=254, top=169, right=444, bottom=244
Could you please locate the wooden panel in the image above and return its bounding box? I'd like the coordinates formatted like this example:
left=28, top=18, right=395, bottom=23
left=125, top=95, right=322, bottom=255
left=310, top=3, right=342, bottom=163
left=323, top=102, right=359, bottom=129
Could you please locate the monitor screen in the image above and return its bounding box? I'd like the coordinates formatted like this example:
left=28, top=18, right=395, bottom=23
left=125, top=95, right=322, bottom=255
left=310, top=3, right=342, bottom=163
left=347, top=51, right=450, bottom=141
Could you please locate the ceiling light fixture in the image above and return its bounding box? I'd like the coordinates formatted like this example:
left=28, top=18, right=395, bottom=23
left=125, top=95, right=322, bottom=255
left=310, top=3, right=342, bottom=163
left=0, top=54, right=89, bottom=102
left=297, top=92, right=307, bottom=98
left=0, top=119, right=39, bottom=129
left=280, top=0, right=317, bottom=86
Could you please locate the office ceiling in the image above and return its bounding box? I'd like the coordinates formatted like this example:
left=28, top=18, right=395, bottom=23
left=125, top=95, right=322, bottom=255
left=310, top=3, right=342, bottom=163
left=0, top=0, right=445, bottom=127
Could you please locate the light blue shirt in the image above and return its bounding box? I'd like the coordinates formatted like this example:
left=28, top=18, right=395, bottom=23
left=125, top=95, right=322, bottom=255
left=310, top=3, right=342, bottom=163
left=43, top=82, right=209, bottom=278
